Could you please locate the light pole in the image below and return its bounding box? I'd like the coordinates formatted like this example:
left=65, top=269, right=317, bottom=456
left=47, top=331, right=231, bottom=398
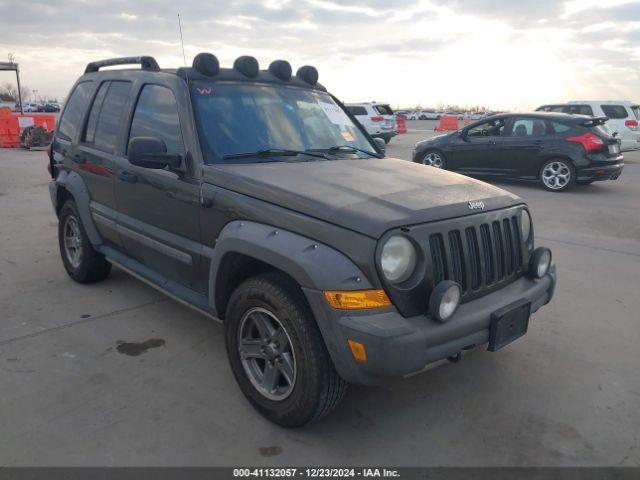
left=0, top=54, right=24, bottom=114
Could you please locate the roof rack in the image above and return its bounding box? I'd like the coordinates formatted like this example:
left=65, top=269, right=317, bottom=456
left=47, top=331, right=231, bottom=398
left=84, top=56, right=160, bottom=74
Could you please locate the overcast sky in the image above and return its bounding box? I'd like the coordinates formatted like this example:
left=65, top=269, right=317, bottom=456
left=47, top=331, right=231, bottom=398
left=1, top=0, right=639, bottom=109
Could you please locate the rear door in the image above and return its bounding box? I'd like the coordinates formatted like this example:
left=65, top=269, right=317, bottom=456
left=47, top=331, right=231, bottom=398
left=496, top=116, right=549, bottom=179
left=113, top=83, right=204, bottom=292
left=345, top=105, right=371, bottom=134
left=76, top=80, right=132, bottom=247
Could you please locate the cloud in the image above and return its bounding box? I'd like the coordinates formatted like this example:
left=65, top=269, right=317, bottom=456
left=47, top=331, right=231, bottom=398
left=0, top=0, right=638, bottom=108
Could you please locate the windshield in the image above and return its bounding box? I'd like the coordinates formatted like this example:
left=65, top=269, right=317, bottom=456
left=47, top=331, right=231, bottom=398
left=191, top=82, right=375, bottom=163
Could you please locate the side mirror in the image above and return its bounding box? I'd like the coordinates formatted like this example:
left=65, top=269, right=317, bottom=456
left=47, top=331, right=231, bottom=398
left=127, top=137, right=182, bottom=170
left=373, top=137, right=386, bottom=154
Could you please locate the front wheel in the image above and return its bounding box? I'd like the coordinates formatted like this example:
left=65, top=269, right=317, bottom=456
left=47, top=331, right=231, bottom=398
left=540, top=159, right=575, bottom=192
left=421, top=150, right=446, bottom=168
left=224, top=272, right=347, bottom=427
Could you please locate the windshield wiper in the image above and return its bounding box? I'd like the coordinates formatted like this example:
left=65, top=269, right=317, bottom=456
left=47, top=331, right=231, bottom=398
left=223, top=148, right=328, bottom=161
left=306, top=145, right=383, bottom=158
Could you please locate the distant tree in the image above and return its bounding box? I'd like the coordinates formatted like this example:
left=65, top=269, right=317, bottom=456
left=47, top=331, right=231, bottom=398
left=0, top=82, right=30, bottom=103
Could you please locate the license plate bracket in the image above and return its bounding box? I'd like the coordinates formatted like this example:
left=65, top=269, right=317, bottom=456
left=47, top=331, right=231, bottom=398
left=609, top=144, right=620, bottom=154
left=488, top=300, right=531, bottom=352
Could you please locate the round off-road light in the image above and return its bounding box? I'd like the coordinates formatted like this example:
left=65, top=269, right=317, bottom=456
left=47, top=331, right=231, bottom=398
left=429, top=281, right=461, bottom=322
left=529, top=247, right=551, bottom=279
left=380, top=235, right=417, bottom=283
left=520, top=209, right=532, bottom=241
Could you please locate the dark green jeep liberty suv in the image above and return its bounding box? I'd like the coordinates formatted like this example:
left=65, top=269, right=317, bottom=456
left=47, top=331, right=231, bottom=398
left=48, top=54, right=556, bottom=427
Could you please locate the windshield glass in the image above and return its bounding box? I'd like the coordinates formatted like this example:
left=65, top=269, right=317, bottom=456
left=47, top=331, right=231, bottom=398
left=191, top=82, right=375, bottom=163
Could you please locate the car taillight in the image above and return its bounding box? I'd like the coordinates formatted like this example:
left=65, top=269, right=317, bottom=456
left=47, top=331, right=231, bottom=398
left=625, top=119, right=638, bottom=131
left=567, top=132, right=604, bottom=152
left=370, top=116, right=384, bottom=122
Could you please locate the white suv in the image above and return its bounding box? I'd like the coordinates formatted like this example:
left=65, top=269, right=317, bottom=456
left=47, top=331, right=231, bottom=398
left=537, top=101, right=640, bottom=151
left=345, top=102, right=397, bottom=143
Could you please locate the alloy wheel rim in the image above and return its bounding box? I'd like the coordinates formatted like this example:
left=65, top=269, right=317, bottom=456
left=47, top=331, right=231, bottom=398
left=542, top=161, right=571, bottom=190
left=238, top=307, right=297, bottom=401
left=423, top=152, right=443, bottom=168
left=63, top=215, right=82, bottom=268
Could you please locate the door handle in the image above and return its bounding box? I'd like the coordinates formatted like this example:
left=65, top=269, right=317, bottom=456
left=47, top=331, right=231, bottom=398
left=117, top=170, right=138, bottom=183
left=72, top=154, right=86, bottom=164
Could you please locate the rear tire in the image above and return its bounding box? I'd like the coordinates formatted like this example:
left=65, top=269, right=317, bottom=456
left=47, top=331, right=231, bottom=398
left=58, top=200, right=111, bottom=283
left=224, top=272, right=347, bottom=427
left=384, top=138, right=390, bottom=144
left=540, top=159, right=575, bottom=192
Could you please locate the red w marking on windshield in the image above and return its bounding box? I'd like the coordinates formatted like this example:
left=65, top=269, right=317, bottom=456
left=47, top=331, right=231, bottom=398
left=197, top=88, right=212, bottom=95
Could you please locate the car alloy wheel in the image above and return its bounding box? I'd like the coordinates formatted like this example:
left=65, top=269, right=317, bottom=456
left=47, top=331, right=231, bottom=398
left=63, top=214, right=83, bottom=268
left=238, top=307, right=297, bottom=401
left=423, top=152, right=444, bottom=168
left=542, top=161, right=571, bottom=190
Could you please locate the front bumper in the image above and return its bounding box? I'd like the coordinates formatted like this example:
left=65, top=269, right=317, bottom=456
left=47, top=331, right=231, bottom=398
left=303, top=265, right=556, bottom=385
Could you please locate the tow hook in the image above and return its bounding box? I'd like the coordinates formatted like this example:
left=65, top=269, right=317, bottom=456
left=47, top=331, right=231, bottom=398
left=447, top=352, right=462, bottom=363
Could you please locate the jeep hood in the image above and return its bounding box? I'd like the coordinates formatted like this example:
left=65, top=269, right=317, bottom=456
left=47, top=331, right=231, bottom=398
left=203, top=157, right=522, bottom=238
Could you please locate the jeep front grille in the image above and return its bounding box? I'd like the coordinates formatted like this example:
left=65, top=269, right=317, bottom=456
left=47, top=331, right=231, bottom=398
left=428, top=213, right=523, bottom=297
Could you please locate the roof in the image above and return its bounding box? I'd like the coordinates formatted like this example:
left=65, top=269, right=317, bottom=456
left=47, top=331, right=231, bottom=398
left=81, top=55, right=327, bottom=92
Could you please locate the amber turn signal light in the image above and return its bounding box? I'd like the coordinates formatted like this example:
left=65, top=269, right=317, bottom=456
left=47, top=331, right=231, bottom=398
left=323, top=289, right=392, bottom=310
left=347, top=339, right=367, bottom=363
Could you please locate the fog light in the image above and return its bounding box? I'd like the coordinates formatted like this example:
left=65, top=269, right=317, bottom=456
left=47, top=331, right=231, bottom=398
left=529, top=247, right=551, bottom=279
left=429, top=281, right=461, bottom=322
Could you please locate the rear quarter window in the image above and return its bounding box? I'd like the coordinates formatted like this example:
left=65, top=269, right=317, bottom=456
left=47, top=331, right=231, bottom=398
left=564, top=105, right=594, bottom=116
left=57, top=82, right=93, bottom=141
left=374, top=105, right=393, bottom=115
left=550, top=121, right=572, bottom=134
left=600, top=105, right=628, bottom=119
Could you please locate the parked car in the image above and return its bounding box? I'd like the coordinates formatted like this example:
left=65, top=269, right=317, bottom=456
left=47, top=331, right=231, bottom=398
left=413, top=112, right=623, bottom=191
left=417, top=109, right=440, bottom=120
left=24, top=103, right=39, bottom=112
left=344, top=102, right=397, bottom=143
left=536, top=101, right=639, bottom=152
left=43, top=103, right=61, bottom=112
left=394, top=110, right=409, bottom=118
left=49, top=54, right=555, bottom=427
left=406, top=110, right=419, bottom=120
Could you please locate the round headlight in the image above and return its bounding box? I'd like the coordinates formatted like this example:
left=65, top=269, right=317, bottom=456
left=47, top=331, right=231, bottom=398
left=429, top=281, right=461, bottom=322
left=528, top=247, right=551, bottom=279
left=521, top=210, right=532, bottom=241
left=380, top=235, right=417, bottom=283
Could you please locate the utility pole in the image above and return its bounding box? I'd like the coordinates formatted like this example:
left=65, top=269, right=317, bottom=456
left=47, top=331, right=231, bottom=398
left=1, top=54, right=24, bottom=114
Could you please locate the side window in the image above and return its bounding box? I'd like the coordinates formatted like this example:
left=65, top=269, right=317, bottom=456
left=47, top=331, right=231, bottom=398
left=550, top=121, right=572, bottom=134
left=83, top=81, right=132, bottom=153
left=129, top=85, right=184, bottom=155
left=600, top=105, right=628, bottom=119
left=509, top=118, right=547, bottom=137
left=347, top=106, right=367, bottom=116
left=565, top=105, right=593, bottom=116
left=467, top=118, right=506, bottom=137
left=57, top=82, right=93, bottom=141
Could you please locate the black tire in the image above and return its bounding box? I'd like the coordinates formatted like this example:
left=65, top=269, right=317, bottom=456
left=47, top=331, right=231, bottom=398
left=58, top=200, right=111, bottom=283
left=384, top=137, right=390, bottom=144
left=420, top=149, right=446, bottom=169
left=540, top=159, right=575, bottom=192
left=225, top=272, right=347, bottom=427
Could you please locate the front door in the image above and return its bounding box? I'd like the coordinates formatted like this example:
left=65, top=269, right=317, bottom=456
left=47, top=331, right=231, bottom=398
left=113, top=83, right=204, bottom=293
left=449, top=117, right=506, bottom=174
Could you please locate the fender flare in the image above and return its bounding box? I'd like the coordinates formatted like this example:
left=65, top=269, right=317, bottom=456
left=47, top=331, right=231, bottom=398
left=208, top=220, right=372, bottom=317
left=52, top=170, right=103, bottom=245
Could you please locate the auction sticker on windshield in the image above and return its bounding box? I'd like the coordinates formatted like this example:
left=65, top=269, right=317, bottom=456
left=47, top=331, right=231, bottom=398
left=319, top=101, right=353, bottom=126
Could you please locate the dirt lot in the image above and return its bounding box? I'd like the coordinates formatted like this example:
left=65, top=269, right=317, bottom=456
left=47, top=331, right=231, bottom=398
left=1, top=121, right=639, bottom=466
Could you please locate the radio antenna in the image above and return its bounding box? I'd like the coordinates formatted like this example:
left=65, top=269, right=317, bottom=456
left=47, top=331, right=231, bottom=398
left=178, top=13, right=188, bottom=68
